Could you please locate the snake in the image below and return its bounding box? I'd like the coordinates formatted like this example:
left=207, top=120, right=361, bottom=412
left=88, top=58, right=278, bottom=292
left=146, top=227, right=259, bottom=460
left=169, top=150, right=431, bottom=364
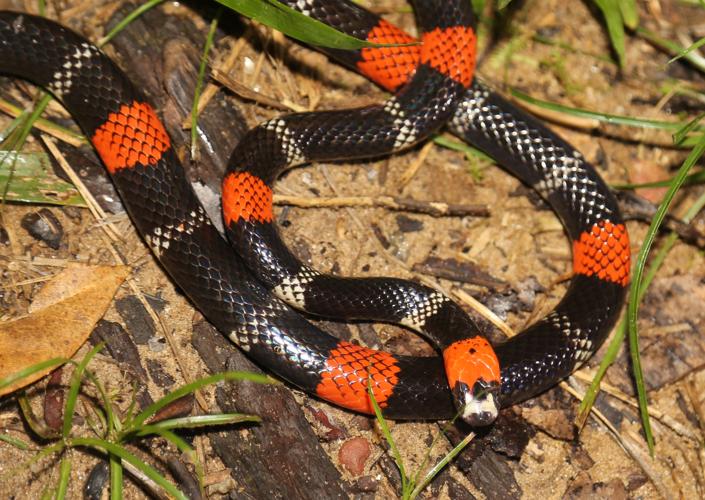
left=0, top=0, right=629, bottom=424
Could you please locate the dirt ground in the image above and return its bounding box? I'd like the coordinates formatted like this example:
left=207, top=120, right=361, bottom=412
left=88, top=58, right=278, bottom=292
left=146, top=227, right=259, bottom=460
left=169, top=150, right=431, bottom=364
left=1, top=0, right=705, bottom=498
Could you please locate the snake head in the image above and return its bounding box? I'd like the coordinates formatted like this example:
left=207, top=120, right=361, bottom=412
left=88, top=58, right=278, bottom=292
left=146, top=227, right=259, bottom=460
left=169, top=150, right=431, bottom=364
left=443, top=337, right=501, bottom=426
left=452, top=378, right=500, bottom=426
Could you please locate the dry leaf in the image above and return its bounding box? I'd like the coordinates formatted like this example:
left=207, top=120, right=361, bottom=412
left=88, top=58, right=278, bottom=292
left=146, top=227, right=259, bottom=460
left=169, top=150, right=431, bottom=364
left=0, top=265, right=129, bottom=395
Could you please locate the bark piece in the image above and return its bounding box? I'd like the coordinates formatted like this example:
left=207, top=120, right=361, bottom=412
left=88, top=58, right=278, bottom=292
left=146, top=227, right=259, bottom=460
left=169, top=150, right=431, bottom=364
left=412, top=256, right=507, bottom=290
left=115, top=295, right=156, bottom=345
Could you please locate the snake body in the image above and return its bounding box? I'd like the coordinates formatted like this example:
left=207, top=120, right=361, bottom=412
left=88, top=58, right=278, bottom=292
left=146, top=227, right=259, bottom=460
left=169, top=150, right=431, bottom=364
left=0, top=1, right=629, bottom=422
left=280, top=0, right=631, bottom=406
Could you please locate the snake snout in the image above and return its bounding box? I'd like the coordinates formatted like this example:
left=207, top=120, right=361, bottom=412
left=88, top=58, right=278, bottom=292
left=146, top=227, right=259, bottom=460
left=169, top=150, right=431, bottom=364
left=453, top=379, right=501, bottom=427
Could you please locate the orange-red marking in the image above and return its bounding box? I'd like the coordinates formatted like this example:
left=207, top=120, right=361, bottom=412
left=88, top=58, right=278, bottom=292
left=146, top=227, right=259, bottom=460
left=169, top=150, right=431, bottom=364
left=316, top=341, right=401, bottom=413
left=420, top=26, right=476, bottom=88
left=573, top=221, right=630, bottom=286
left=92, top=101, right=170, bottom=174
left=222, top=171, right=273, bottom=225
left=357, top=19, right=419, bottom=92
left=442, top=337, right=500, bottom=391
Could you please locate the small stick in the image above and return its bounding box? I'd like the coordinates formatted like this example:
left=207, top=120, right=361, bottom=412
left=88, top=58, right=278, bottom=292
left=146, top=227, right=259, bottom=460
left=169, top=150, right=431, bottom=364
left=399, top=141, right=434, bottom=187
left=42, top=136, right=122, bottom=243
left=452, top=288, right=517, bottom=339
left=274, top=194, right=489, bottom=217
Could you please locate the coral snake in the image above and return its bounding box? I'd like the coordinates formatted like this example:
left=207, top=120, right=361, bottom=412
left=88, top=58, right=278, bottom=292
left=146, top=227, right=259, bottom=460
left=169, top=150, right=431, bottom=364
left=0, top=0, right=630, bottom=425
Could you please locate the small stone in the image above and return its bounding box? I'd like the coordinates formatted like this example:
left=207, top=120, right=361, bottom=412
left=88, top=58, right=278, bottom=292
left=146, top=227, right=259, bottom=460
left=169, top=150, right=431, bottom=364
left=338, top=437, right=371, bottom=476
left=84, top=462, right=109, bottom=500
left=351, top=475, right=378, bottom=492
left=21, top=208, right=63, bottom=249
left=395, top=214, right=424, bottom=233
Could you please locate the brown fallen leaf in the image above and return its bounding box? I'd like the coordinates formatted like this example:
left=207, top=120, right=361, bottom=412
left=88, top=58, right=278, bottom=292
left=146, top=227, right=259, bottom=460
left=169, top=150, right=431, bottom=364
left=0, top=265, right=129, bottom=396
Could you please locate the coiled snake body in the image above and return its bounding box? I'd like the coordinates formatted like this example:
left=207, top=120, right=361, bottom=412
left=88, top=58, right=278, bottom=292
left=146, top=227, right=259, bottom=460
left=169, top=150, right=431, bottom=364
left=0, top=0, right=630, bottom=424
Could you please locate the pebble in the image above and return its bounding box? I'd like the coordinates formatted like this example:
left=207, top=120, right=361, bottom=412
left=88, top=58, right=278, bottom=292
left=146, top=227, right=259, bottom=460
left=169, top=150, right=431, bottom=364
left=338, top=437, right=371, bottom=476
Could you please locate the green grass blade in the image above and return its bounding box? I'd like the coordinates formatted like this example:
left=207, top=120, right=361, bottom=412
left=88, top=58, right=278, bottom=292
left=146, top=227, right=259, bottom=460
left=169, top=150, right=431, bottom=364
left=409, top=415, right=461, bottom=488
left=132, top=413, right=261, bottom=434
left=63, top=344, right=105, bottom=438
left=510, top=88, right=687, bottom=130
left=618, top=0, right=639, bottom=30
left=0, top=434, right=31, bottom=450
left=638, top=27, right=705, bottom=74
left=592, top=0, right=627, bottom=67
left=134, top=427, right=204, bottom=488
left=433, top=135, right=493, bottom=161
left=82, top=398, right=108, bottom=438
left=128, top=371, right=272, bottom=429
left=576, top=319, right=626, bottom=427
left=668, top=37, right=705, bottom=65
left=674, top=112, right=705, bottom=145
left=0, top=357, right=67, bottom=391
left=69, top=437, right=187, bottom=500
left=15, top=94, right=53, bottom=145
left=191, top=10, right=220, bottom=160
left=99, top=0, right=166, bottom=46
left=130, top=427, right=194, bottom=456
left=367, top=382, right=409, bottom=495
left=1, top=93, right=53, bottom=204
left=627, top=129, right=705, bottom=455
left=122, top=425, right=203, bottom=486
left=216, top=0, right=403, bottom=50
left=80, top=369, right=119, bottom=436
left=410, top=431, right=475, bottom=499
left=0, top=98, right=86, bottom=146
left=55, top=457, right=71, bottom=500
left=109, top=453, right=123, bottom=500
left=0, top=113, right=25, bottom=144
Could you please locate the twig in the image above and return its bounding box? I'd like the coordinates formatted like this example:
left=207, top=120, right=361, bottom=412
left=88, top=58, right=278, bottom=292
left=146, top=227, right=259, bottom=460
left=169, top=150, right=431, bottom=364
left=451, top=288, right=517, bottom=339
left=41, top=137, right=122, bottom=242
left=273, top=194, right=489, bottom=217
left=399, top=141, right=434, bottom=187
